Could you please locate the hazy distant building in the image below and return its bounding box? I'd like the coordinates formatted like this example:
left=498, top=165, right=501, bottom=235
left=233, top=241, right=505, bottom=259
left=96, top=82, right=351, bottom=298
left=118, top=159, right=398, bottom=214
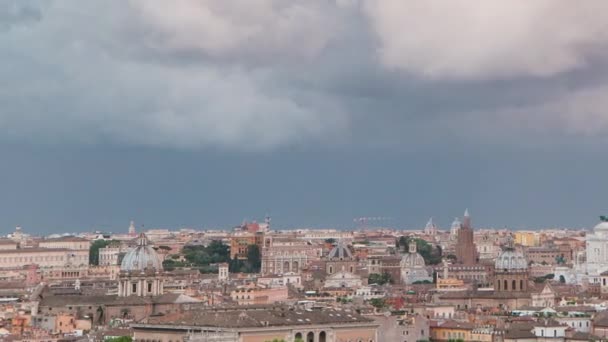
left=424, top=217, right=438, bottom=236
left=128, top=220, right=136, bottom=236
left=455, top=209, right=478, bottom=265
left=450, top=217, right=461, bottom=239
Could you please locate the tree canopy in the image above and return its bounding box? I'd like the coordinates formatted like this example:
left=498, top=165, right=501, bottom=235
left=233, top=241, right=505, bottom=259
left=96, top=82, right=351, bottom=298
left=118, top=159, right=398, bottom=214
left=368, top=272, right=392, bottom=285
left=397, top=236, right=442, bottom=265
left=89, top=239, right=118, bottom=265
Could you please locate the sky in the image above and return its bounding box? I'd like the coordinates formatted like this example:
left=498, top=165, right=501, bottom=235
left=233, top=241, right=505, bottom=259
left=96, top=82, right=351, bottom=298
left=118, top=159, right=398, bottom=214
left=2, top=1, right=608, bottom=234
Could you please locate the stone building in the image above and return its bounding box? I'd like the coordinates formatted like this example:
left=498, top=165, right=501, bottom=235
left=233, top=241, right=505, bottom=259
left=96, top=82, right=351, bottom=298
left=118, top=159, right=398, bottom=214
left=0, top=248, right=89, bottom=270
left=38, top=236, right=90, bottom=251
left=118, top=233, right=165, bottom=297
left=132, top=306, right=379, bottom=342
left=400, top=241, right=432, bottom=284
left=455, top=209, right=478, bottom=265
left=367, top=255, right=401, bottom=284
left=324, top=241, right=357, bottom=275
left=437, top=247, right=534, bottom=311
left=494, top=247, right=530, bottom=293
left=229, top=231, right=264, bottom=260
left=261, top=235, right=322, bottom=275
left=35, top=233, right=199, bottom=325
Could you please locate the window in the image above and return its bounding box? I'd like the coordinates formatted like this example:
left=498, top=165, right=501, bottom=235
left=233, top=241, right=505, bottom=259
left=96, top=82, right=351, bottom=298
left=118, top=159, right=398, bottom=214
left=132, top=283, right=137, bottom=293
left=148, top=283, right=153, bottom=292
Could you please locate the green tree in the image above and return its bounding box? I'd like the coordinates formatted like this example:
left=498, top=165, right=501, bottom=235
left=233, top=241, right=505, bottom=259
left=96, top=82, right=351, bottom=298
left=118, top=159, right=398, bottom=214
left=246, top=244, right=261, bottom=273
left=369, top=298, right=386, bottom=309
left=182, top=241, right=231, bottom=270
left=368, top=272, right=392, bottom=285
left=89, top=240, right=110, bottom=265
left=105, top=337, right=132, bottom=342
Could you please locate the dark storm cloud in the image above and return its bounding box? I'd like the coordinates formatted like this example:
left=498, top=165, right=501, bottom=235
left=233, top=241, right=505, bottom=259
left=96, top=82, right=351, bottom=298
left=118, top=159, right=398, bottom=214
left=0, top=0, right=43, bottom=31
left=1, top=0, right=608, bottom=150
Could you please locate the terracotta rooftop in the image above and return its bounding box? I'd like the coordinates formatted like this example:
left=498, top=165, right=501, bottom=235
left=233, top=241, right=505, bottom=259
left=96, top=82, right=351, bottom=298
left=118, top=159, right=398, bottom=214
left=139, top=306, right=375, bottom=329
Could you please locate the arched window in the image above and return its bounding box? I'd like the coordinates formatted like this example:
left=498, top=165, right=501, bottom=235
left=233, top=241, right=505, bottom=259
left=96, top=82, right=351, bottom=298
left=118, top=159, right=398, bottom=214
left=319, top=331, right=326, bottom=342
left=504, top=280, right=508, bottom=291
left=520, top=280, right=524, bottom=290
left=512, top=280, right=516, bottom=291
left=307, top=331, right=314, bottom=342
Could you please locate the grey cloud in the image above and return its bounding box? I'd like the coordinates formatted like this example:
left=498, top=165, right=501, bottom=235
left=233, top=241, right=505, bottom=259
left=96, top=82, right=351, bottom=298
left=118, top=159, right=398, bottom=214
left=1, top=1, right=608, bottom=150
left=0, top=0, right=43, bottom=31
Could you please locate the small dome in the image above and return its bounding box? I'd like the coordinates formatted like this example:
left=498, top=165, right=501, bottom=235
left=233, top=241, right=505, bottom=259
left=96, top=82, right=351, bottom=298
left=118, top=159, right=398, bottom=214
left=120, top=233, right=163, bottom=272
left=495, top=249, right=528, bottom=270
left=328, top=240, right=353, bottom=260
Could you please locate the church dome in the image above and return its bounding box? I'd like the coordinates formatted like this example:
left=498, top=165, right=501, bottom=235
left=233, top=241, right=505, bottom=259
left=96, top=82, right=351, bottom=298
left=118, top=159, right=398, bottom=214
left=328, top=240, right=354, bottom=260
left=400, top=241, right=426, bottom=268
left=594, top=221, right=608, bottom=232
left=120, top=233, right=163, bottom=272
left=400, top=252, right=426, bottom=268
left=495, top=249, right=528, bottom=270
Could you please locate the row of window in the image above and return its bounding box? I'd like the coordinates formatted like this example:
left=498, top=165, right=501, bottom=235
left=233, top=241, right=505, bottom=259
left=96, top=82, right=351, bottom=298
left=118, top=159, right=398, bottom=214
left=0, top=255, right=86, bottom=263
left=444, top=331, right=465, bottom=339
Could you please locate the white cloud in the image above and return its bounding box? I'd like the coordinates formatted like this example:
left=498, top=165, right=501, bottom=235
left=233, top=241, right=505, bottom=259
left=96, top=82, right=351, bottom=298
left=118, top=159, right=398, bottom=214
left=127, top=0, right=341, bottom=62
left=363, top=0, right=608, bottom=79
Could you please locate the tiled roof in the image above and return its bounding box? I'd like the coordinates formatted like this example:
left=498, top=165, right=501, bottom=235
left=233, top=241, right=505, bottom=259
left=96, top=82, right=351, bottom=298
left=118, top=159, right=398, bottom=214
left=140, top=306, right=374, bottom=329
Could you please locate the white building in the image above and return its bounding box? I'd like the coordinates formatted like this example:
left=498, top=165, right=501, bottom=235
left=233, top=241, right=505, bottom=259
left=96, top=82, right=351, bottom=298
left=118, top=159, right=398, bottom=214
left=324, top=270, right=363, bottom=289
left=532, top=320, right=567, bottom=339
left=354, top=285, right=385, bottom=300
left=585, top=218, right=608, bottom=283
left=400, top=242, right=432, bottom=284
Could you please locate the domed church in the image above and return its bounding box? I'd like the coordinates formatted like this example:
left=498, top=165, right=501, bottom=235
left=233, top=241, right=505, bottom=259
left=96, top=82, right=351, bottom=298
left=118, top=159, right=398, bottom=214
left=494, top=246, right=529, bottom=293
left=118, top=233, right=165, bottom=297
left=400, top=241, right=432, bottom=284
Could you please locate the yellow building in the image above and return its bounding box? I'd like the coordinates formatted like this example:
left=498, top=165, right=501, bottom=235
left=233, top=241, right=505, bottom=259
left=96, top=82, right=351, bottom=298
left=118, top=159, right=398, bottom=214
left=430, top=320, right=474, bottom=342
left=514, top=231, right=538, bottom=247
left=436, top=278, right=465, bottom=290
